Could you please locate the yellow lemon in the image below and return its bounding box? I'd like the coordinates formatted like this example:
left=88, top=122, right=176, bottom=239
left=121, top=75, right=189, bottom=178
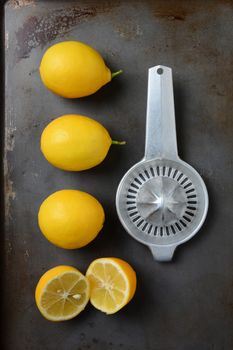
left=35, top=265, right=90, bottom=321
left=86, top=257, right=137, bottom=314
left=41, top=114, right=125, bottom=171
left=39, top=41, right=122, bottom=98
left=38, top=190, right=105, bottom=249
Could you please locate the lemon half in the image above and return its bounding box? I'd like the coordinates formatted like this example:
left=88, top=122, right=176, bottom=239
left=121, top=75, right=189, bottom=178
left=35, top=266, right=90, bottom=321
left=86, top=257, right=137, bottom=314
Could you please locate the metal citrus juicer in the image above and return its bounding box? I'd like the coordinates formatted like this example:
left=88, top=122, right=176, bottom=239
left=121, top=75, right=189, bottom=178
left=116, top=65, right=208, bottom=262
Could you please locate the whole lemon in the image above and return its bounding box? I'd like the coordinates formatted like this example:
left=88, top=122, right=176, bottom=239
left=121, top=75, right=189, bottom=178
left=39, top=41, right=122, bottom=98
left=38, top=190, right=105, bottom=249
left=41, top=114, right=119, bottom=171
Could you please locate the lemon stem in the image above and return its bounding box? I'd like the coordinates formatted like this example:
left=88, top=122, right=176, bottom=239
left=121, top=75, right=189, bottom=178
left=111, top=70, right=123, bottom=79
left=112, top=140, right=126, bottom=145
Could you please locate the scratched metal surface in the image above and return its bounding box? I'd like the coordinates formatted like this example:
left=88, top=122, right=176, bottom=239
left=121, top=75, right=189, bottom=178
left=3, top=1, right=233, bottom=349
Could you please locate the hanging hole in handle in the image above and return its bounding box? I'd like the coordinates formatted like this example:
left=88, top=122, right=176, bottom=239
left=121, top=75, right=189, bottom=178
left=157, top=68, right=163, bottom=75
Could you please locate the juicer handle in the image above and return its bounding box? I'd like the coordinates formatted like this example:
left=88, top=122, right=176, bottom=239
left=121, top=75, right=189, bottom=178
left=149, top=245, right=177, bottom=262
left=144, top=65, right=178, bottom=160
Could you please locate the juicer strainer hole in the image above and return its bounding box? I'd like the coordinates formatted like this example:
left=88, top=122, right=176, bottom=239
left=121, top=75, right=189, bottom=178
left=128, top=206, right=136, bottom=211
left=171, top=225, right=176, bottom=234
left=157, top=68, right=163, bottom=75
left=181, top=177, right=188, bottom=185
left=185, top=211, right=194, bottom=216
left=187, top=194, right=197, bottom=199
left=168, top=167, right=172, bottom=177
left=137, top=219, right=144, bottom=227
left=184, top=182, right=192, bottom=189
left=180, top=219, right=187, bottom=228
left=186, top=188, right=195, bottom=194
left=148, top=224, right=153, bottom=234
left=177, top=173, right=183, bottom=181
left=150, top=167, right=155, bottom=177
left=173, top=169, right=178, bottom=178
left=187, top=206, right=196, bottom=211
left=142, top=222, right=148, bottom=231
left=132, top=216, right=140, bottom=222
left=144, top=170, right=150, bottom=179
left=183, top=215, right=191, bottom=222
left=139, top=173, right=146, bottom=181
left=127, top=195, right=136, bottom=199
left=135, top=178, right=142, bottom=185
left=129, top=211, right=138, bottom=217
left=128, top=188, right=137, bottom=194
left=131, top=183, right=139, bottom=190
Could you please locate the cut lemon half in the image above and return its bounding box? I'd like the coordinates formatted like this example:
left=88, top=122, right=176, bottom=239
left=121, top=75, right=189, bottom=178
left=35, top=266, right=90, bottom=321
left=86, top=257, right=137, bottom=314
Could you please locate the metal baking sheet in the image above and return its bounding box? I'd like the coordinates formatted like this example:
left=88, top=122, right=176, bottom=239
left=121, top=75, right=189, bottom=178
left=3, top=1, right=233, bottom=349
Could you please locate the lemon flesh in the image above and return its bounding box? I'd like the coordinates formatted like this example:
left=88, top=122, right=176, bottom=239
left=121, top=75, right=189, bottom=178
left=41, top=114, right=112, bottom=171
left=39, top=41, right=111, bottom=98
left=35, top=266, right=90, bottom=321
left=86, top=258, right=137, bottom=314
left=38, top=190, right=105, bottom=249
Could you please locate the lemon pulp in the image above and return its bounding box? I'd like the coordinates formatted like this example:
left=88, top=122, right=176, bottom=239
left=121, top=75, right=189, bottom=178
left=86, top=258, right=137, bottom=314
left=35, top=266, right=90, bottom=321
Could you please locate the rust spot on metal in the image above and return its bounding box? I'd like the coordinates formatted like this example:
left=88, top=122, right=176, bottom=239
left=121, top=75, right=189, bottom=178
left=4, top=126, right=16, bottom=224
left=147, top=0, right=187, bottom=21
left=147, top=0, right=233, bottom=21
left=24, top=249, right=30, bottom=261
left=6, top=126, right=16, bottom=152
left=153, top=11, right=185, bottom=21
left=15, top=7, right=95, bottom=59
left=4, top=159, right=16, bottom=225
left=8, top=0, right=35, bottom=9
left=115, top=23, right=143, bottom=40
left=15, top=2, right=120, bottom=60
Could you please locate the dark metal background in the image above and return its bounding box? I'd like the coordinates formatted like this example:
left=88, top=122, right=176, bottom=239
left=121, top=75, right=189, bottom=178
left=3, top=1, right=233, bottom=349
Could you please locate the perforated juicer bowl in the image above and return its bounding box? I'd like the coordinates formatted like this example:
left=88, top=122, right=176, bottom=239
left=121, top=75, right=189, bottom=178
left=116, top=66, right=208, bottom=261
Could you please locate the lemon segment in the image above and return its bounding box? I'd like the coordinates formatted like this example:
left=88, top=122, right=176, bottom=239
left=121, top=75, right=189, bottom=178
left=35, top=266, right=90, bottom=321
left=86, top=258, right=137, bottom=314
